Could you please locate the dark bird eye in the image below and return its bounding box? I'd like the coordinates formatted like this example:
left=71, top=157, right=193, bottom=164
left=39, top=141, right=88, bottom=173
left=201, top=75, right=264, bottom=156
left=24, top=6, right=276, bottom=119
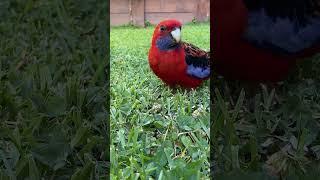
left=160, top=25, right=166, bottom=31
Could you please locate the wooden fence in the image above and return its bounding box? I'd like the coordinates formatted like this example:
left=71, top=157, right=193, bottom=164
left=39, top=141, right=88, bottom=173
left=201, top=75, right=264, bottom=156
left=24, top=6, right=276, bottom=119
left=110, top=0, right=210, bottom=26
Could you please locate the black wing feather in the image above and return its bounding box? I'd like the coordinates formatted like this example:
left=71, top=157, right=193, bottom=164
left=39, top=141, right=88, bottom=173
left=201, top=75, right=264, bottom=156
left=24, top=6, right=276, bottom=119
left=182, top=42, right=211, bottom=79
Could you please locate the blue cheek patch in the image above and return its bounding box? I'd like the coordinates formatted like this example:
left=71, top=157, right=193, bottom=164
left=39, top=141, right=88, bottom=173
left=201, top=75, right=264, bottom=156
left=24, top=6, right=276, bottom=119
left=156, top=35, right=178, bottom=51
left=244, top=9, right=320, bottom=54
left=187, top=65, right=210, bottom=79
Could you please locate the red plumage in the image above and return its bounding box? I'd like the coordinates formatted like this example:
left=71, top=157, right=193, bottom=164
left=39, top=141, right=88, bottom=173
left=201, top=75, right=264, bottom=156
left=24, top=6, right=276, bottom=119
left=213, top=0, right=320, bottom=82
left=149, top=19, right=210, bottom=89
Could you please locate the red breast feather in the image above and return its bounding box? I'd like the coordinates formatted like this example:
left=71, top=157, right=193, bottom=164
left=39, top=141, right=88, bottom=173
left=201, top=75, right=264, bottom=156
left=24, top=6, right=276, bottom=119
left=149, top=43, right=203, bottom=88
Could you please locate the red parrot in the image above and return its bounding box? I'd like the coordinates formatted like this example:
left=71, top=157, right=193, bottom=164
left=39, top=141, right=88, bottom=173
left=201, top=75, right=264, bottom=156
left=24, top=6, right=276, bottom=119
left=213, top=0, right=320, bottom=82
left=148, top=19, right=210, bottom=89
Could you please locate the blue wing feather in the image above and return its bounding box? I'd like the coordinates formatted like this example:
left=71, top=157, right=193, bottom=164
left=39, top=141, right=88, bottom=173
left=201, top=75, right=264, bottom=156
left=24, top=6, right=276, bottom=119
left=187, top=65, right=210, bottom=79
left=182, top=42, right=210, bottom=79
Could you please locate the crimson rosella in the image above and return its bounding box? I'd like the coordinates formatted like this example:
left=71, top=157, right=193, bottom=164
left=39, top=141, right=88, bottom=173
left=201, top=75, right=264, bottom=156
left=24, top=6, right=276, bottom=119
left=148, top=19, right=210, bottom=89
left=213, top=0, right=320, bottom=82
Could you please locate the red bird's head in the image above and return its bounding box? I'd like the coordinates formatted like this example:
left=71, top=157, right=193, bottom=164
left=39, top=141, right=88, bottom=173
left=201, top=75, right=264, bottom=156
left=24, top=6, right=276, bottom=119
left=151, top=19, right=182, bottom=51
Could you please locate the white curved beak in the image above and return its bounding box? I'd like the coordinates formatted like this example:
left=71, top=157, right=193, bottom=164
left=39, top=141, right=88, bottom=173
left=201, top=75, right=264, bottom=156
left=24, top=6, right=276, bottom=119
left=171, top=28, right=181, bottom=42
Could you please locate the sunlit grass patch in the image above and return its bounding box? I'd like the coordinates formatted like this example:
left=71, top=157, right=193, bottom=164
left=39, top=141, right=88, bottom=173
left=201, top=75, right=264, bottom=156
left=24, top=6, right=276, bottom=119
left=110, top=23, right=210, bottom=179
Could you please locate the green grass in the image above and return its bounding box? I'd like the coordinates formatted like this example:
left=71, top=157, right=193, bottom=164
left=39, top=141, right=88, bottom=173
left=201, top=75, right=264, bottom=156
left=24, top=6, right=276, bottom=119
left=110, top=23, right=210, bottom=179
left=0, top=0, right=108, bottom=179
left=212, top=55, right=320, bottom=179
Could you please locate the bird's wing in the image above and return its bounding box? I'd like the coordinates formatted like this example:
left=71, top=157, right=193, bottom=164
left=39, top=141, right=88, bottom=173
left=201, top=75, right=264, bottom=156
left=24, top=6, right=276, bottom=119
left=243, top=0, right=320, bottom=54
left=182, top=42, right=210, bottom=79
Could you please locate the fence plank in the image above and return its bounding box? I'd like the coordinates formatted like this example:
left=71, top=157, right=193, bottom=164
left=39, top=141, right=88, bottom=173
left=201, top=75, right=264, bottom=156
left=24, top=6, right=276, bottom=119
left=110, top=0, right=129, bottom=13
left=110, top=0, right=210, bottom=26
left=196, top=0, right=210, bottom=21
left=176, top=0, right=196, bottom=12
left=132, top=0, right=145, bottom=27
left=161, top=0, right=177, bottom=12
left=145, top=0, right=161, bottom=12
left=111, top=13, right=130, bottom=26
left=146, top=0, right=195, bottom=13
left=145, top=12, right=194, bottom=25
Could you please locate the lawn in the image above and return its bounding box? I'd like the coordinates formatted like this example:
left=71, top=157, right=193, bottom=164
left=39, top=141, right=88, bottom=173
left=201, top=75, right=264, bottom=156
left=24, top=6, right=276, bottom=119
left=110, top=23, right=210, bottom=179
left=0, top=1, right=108, bottom=179
left=212, top=54, right=320, bottom=179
